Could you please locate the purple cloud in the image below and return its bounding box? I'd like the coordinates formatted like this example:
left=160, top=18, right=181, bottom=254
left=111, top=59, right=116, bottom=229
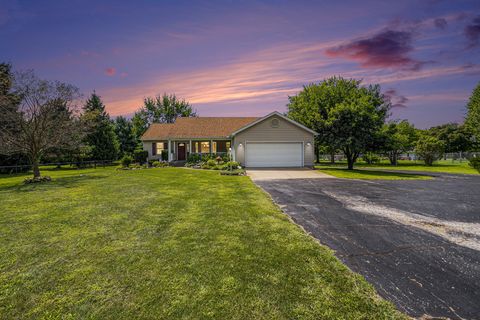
left=434, top=18, right=447, bottom=30
left=464, top=15, right=480, bottom=48
left=104, top=67, right=116, bottom=76
left=325, top=30, right=424, bottom=71
left=385, top=89, right=409, bottom=108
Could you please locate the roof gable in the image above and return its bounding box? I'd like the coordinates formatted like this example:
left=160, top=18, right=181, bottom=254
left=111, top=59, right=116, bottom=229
left=230, top=111, right=317, bottom=136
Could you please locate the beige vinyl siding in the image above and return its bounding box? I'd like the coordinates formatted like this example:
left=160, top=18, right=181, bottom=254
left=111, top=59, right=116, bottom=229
left=233, top=116, right=315, bottom=167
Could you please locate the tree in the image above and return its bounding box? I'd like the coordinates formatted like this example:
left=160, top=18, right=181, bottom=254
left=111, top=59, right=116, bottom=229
left=382, top=120, right=418, bottom=165
left=415, top=135, right=445, bottom=166
left=0, top=69, right=82, bottom=178
left=428, top=123, right=472, bottom=154
left=132, top=93, right=196, bottom=140
left=114, top=116, right=136, bottom=157
left=465, top=82, right=480, bottom=149
left=81, top=92, right=119, bottom=161
left=287, top=77, right=390, bottom=169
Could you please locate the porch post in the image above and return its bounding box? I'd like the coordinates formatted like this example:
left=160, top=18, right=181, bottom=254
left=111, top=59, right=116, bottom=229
left=189, top=140, right=192, bottom=156
left=210, top=139, right=213, bottom=156
left=168, top=140, right=172, bottom=162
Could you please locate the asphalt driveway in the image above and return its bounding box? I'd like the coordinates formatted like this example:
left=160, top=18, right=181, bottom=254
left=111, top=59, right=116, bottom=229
left=252, top=170, right=480, bottom=319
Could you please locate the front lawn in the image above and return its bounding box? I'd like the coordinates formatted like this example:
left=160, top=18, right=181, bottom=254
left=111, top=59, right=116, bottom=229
left=0, top=167, right=404, bottom=319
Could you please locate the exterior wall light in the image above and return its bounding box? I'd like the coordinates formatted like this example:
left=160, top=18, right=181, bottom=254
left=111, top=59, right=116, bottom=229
left=306, top=142, right=312, bottom=147
left=239, top=143, right=243, bottom=147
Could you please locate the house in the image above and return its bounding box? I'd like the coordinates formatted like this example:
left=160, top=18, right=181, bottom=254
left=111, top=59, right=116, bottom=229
left=141, top=111, right=316, bottom=168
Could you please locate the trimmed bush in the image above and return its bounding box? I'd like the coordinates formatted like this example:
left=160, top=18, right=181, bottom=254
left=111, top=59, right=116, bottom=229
left=469, top=157, right=480, bottom=173
left=152, top=160, right=169, bottom=168
left=134, top=150, right=149, bottom=164
left=161, top=150, right=168, bottom=161
left=120, top=155, right=133, bottom=168
left=362, top=152, right=380, bottom=164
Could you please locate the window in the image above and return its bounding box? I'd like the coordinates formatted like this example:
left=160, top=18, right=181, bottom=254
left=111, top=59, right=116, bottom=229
left=153, top=142, right=166, bottom=156
left=157, top=142, right=166, bottom=152
left=212, top=141, right=217, bottom=153
left=201, top=141, right=210, bottom=153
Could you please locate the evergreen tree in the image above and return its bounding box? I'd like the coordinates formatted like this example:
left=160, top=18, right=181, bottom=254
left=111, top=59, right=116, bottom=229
left=81, top=92, right=119, bottom=161
left=465, top=82, right=480, bottom=150
left=114, top=116, right=137, bottom=157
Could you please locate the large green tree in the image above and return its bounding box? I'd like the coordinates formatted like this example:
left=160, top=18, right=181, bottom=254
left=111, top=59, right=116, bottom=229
left=465, top=82, right=480, bottom=150
left=132, top=93, right=196, bottom=140
left=287, top=77, right=390, bottom=169
left=81, top=92, right=119, bottom=161
left=0, top=69, right=82, bottom=178
left=114, top=116, right=137, bottom=157
left=428, top=123, right=472, bottom=154
left=381, top=120, right=418, bottom=165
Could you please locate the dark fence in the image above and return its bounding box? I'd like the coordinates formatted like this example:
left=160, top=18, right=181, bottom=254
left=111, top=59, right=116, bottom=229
left=0, top=160, right=114, bottom=174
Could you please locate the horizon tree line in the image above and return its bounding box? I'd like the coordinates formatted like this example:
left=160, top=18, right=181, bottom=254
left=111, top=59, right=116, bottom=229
left=0, top=62, right=479, bottom=177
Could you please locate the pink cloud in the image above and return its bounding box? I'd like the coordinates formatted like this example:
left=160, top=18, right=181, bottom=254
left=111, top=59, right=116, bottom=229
left=104, top=67, right=116, bottom=76
left=325, top=30, right=425, bottom=71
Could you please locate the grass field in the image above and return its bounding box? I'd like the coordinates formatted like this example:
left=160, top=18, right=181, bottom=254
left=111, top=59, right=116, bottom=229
left=315, top=159, right=478, bottom=179
left=0, top=167, right=404, bottom=319
left=316, top=167, right=433, bottom=180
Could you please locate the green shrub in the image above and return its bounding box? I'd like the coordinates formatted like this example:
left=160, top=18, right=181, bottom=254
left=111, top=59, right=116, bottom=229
left=161, top=150, right=168, bottom=161
left=134, top=150, right=149, bottom=164
left=206, top=159, right=217, bottom=167
left=187, top=153, right=201, bottom=163
left=120, top=155, right=133, bottom=168
left=225, top=161, right=240, bottom=169
left=415, top=136, right=444, bottom=166
left=152, top=160, right=169, bottom=168
left=469, top=157, right=480, bottom=173
left=362, top=152, right=380, bottom=164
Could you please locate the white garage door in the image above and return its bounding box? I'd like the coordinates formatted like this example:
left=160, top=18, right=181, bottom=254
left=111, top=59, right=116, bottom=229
left=245, top=142, right=303, bottom=167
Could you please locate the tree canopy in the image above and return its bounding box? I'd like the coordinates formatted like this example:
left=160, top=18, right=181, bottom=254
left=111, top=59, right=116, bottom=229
left=132, top=93, right=196, bottom=140
left=381, top=120, right=418, bottom=165
left=81, top=92, right=119, bottom=161
left=0, top=69, right=82, bottom=177
left=465, top=82, right=480, bottom=150
left=114, top=116, right=137, bottom=157
left=287, top=77, right=390, bottom=169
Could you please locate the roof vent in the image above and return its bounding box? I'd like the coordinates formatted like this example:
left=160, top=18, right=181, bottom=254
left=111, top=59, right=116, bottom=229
left=271, top=118, right=279, bottom=128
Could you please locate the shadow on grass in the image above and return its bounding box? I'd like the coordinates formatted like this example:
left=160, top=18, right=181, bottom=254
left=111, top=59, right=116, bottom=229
left=0, top=174, right=108, bottom=193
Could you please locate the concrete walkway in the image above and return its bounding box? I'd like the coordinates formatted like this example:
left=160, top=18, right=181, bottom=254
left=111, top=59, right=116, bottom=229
left=247, top=168, right=332, bottom=181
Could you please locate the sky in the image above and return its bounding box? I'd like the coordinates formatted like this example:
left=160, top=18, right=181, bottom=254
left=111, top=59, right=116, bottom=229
left=1, top=0, right=479, bottom=128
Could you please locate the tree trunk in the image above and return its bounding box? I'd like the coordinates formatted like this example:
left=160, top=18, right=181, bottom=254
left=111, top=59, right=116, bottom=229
left=347, top=156, right=354, bottom=170
left=330, top=151, right=335, bottom=164
left=315, top=145, right=320, bottom=163
left=32, top=160, right=41, bottom=178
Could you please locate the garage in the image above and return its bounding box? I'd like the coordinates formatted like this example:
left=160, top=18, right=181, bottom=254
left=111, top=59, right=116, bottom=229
left=245, top=142, right=303, bottom=167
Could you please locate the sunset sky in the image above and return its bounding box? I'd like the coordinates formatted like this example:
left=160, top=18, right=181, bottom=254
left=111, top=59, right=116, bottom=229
left=1, top=0, right=480, bottom=128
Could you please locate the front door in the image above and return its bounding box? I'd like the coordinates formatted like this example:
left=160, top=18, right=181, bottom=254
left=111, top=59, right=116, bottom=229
left=177, top=143, right=186, bottom=160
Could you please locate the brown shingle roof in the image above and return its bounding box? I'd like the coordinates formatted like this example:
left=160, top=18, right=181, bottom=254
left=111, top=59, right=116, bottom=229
left=141, top=117, right=258, bottom=140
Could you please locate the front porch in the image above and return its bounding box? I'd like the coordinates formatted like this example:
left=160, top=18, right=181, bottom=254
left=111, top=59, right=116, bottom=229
left=146, top=139, right=232, bottom=162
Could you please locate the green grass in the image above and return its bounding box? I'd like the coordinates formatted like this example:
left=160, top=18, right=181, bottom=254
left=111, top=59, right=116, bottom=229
left=317, top=167, right=433, bottom=180
left=316, top=159, right=479, bottom=176
left=0, top=167, right=405, bottom=319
